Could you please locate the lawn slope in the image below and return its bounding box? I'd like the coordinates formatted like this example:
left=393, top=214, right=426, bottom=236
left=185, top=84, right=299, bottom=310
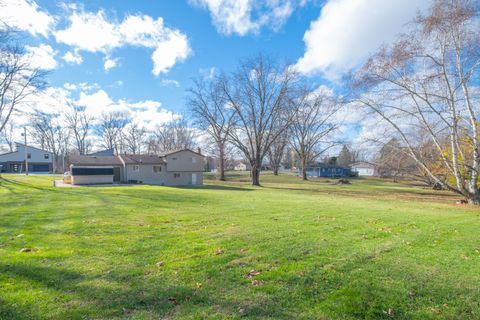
left=0, top=174, right=479, bottom=319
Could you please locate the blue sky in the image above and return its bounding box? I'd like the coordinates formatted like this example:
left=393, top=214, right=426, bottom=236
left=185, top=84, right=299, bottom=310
left=37, top=0, right=320, bottom=113
left=1, top=0, right=432, bottom=141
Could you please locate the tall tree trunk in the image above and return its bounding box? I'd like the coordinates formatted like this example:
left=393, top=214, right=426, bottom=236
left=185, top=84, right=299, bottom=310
left=467, top=184, right=480, bottom=205
left=301, top=157, right=308, bottom=181
left=219, top=144, right=226, bottom=181
left=273, top=165, right=279, bottom=176
left=251, top=164, right=261, bottom=186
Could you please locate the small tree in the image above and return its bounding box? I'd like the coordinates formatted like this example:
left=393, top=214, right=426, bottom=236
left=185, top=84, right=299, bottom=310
left=267, top=130, right=289, bottom=175
left=337, top=145, right=353, bottom=167
left=290, top=87, right=340, bottom=180
left=154, top=118, right=196, bottom=153
left=65, top=104, right=93, bottom=155
left=96, top=111, right=130, bottom=154
left=188, top=78, right=234, bottom=180
left=123, top=122, right=147, bottom=154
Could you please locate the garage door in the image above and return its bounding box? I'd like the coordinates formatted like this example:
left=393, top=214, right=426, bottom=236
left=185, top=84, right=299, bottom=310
left=32, top=164, right=50, bottom=172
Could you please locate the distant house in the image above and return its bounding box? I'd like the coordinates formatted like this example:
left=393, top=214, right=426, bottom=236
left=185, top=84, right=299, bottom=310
left=234, top=161, right=251, bottom=171
left=68, top=149, right=204, bottom=186
left=0, top=143, right=53, bottom=173
left=299, top=164, right=352, bottom=178
left=350, top=162, right=376, bottom=176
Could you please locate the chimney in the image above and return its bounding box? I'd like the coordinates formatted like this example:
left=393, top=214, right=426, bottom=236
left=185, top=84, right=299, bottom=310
left=197, top=147, right=201, bottom=154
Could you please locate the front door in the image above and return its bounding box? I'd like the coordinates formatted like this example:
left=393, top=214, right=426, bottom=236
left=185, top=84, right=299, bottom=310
left=192, top=173, right=197, bottom=185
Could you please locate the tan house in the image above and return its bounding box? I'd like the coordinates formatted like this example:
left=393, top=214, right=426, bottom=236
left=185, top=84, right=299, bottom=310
left=68, top=149, right=204, bottom=186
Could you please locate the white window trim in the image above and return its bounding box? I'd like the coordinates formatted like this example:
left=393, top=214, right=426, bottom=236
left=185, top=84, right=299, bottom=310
left=133, top=165, right=140, bottom=172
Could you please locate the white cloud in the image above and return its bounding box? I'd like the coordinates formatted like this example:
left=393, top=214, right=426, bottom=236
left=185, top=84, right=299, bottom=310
left=103, top=57, right=119, bottom=71
left=64, top=82, right=77, bottom=90
left=295, top=0, right=432, bottom=79
left=25, top=44, right=57, bottom=70
left=62, top=50, right=83, bottom=64
left=54, top=9, right=119, bottom=52
left=0, top=0, right=55, bottom=37
left=54, top=7, right=191, bottom=74
left=151, top=32, right=190, bottom=75
left=75, top=88, right=179, bottom=130
left=77, top=89, right=114, bottom=114
left=190, top=0, right=302, bottom=36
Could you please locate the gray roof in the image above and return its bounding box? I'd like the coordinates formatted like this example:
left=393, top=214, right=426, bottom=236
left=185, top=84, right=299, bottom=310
left=120, top=154, right=166, bottom=164
left=87, top=148, right=115, bottom=156
left=159, top=148, right=204, bottom=157
left=69, top=155, right=123, bottom=166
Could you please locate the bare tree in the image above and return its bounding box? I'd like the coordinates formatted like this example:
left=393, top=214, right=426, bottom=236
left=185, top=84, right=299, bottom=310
left=219, top=55, right=298, bottom=186
left=0, top=119, right=15, bottom=151
left=0, top=28, right=46, bottom=133
left=290, top=87, right=340, bottom=180
left=96, top=111, right=130, bottom=154
left=154, top=118, right=196, bottom=153
left=65, top=104, right=93, bottom=155
left=188, top=78, right=234, bottom=180
left=123, top=121, right=147, bottom=154
left=353, top=0, right=480, bottom=204
left=267, top=130, right=289, bottom=175
left=29, top=111, right=70, bottom=172
left=376, top=138, right=418, bottom=182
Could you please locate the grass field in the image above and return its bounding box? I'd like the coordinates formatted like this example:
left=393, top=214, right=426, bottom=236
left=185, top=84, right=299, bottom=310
left=0, top=173, right=479, bottom=319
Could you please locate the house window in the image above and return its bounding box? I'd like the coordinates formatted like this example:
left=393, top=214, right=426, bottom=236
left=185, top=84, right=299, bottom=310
left=153, top=165, right=162, bottom=173
left=133, top=165, right=140, bottom=172
left=192, top=157, right=197, bottom=164
left=174, top=173, right=180, bottom=178
left=44, top=154, right=49, bottom=159
left=27, top=153, right=31, bottom=159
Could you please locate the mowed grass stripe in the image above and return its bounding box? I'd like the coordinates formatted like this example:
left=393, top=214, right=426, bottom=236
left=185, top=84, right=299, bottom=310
left=0, top=173, right=479, bottom=319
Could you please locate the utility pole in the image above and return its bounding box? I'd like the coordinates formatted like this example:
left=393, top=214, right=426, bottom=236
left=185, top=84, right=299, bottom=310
left=22, top=127, right=28, bottom=176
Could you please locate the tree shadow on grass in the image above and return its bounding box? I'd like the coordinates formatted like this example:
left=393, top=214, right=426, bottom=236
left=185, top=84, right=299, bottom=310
left=170, top=184, right=253, bottom=192
left=0, top=178, right=54, bottom=192
left=0, top=261, right=291, bottom=319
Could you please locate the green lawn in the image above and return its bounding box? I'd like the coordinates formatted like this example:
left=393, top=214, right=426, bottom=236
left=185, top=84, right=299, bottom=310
left=0, top=173, right=479, bottom=319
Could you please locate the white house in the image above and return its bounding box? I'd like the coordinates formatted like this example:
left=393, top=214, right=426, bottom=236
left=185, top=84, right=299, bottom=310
left=0, top=143, right=53, bottom=173
left=350, top=162, right=376, bottom=177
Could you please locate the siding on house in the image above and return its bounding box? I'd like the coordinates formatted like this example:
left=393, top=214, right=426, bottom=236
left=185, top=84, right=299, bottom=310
left=164, top=150, right=204, bottom=172
left=124, top=163, right=167, bottom=185
left=0, top=143, right=53, bottom=173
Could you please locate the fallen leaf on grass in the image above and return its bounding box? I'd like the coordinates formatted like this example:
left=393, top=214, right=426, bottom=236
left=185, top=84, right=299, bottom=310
left=246, top=269, right=260, bottom=278
left=19, top=247, right=39, bottom=253
left=215, top=249, right=223, bottom=255
left=168, top=297, right=178, bottom=305
left=156, top=261, right=164, bottom=267
left=240, top=248, right=246, bottom=253
left=383, top=308, right=394, bottom=317
left=251, top=279, right=265, bottom=286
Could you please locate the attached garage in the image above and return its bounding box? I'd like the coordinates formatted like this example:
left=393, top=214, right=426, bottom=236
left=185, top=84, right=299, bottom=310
left=71, top=167, right=115, bottom=185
